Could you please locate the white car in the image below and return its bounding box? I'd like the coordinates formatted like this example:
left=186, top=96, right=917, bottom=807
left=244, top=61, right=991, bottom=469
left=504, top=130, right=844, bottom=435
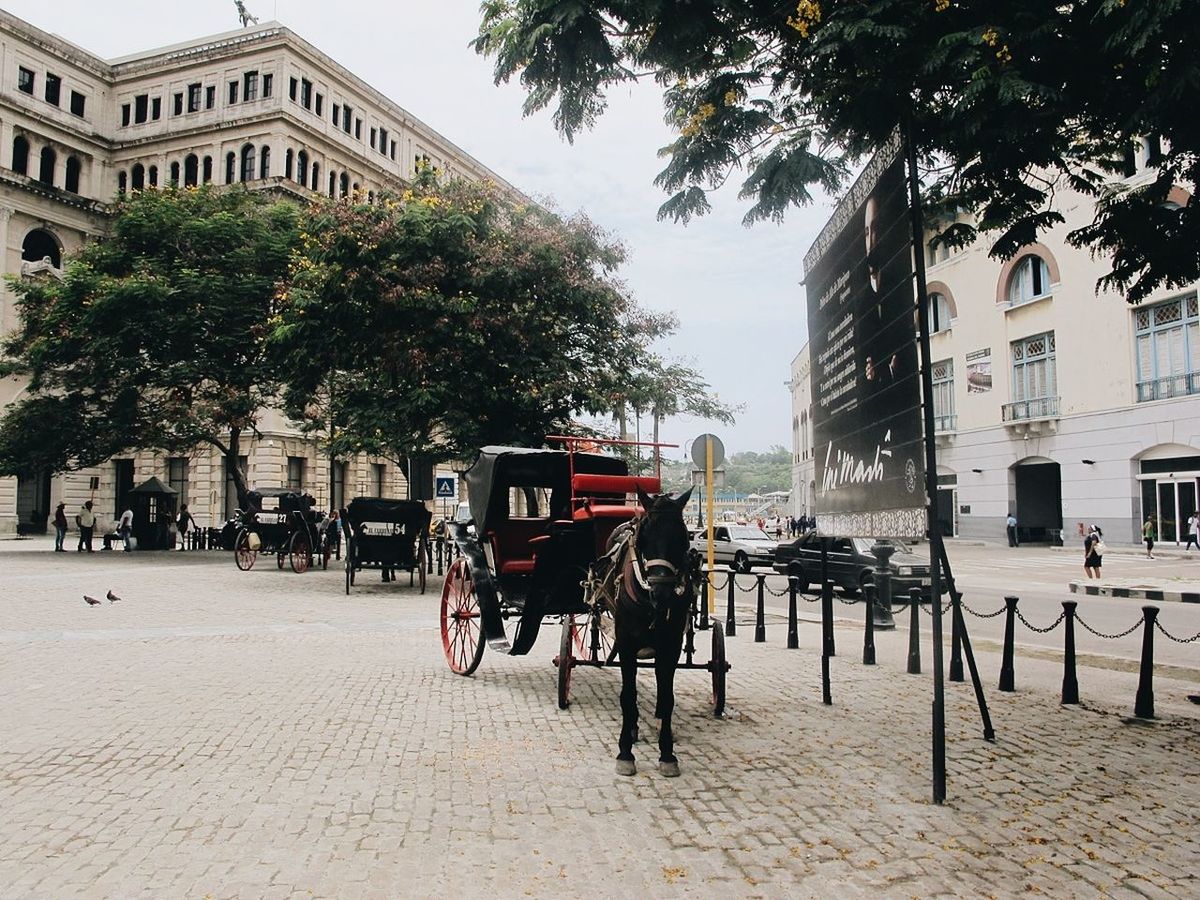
left=690, top=524, right=777, bottom=573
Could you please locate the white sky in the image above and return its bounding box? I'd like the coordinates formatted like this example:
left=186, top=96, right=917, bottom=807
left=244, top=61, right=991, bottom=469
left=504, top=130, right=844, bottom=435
left=9, top=0, right=840, bottom=461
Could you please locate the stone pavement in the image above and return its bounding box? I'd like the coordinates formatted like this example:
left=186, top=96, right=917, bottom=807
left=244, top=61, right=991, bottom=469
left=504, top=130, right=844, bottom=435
left=1, top=545, right=1197, bottom=898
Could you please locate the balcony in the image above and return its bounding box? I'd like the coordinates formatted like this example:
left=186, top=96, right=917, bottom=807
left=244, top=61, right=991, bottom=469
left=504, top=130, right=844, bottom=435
left=1002, top=396, right=1060, bottom=436
left=1137, top=373, right=1200, bottom=402
left=933, top=413, right=957, bottom=447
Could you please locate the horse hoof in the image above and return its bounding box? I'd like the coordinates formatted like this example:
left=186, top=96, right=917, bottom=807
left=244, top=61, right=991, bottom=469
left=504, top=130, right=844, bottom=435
left=616, top=759, right=637, bottom=776
left=658, top=760, right=681, bottom=778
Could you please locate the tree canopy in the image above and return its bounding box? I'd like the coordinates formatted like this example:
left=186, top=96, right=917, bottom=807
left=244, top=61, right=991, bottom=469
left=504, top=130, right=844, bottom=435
left=0, top=186, right=298, bottom=501
left=475, top=0, right=1199, bottom=303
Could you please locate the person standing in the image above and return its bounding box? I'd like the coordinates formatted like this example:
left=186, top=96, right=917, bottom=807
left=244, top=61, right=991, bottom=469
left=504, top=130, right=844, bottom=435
left=1186, top=511, right=1199, bottom=551
left=1142, top=515, right=1156, bottom=558
left=1006, top=512, right=1018, bottom=547
left=1084, top=524, right=1103, bottom=578
left=176, top=503, right=196, bottom=550
left=76, top=501, right=96, bottom=552
left=53, top=502, right=68, bottom=552
left=118, top=505, right=134, bottom=552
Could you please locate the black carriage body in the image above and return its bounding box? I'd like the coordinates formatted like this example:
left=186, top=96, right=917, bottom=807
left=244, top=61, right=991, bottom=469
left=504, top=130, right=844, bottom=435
left=244, top=488, right=318, bottom=553
left=343, top=497, right=431, bottom=593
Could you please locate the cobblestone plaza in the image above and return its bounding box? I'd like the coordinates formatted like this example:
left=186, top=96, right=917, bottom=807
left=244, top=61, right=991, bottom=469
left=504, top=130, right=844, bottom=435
left=1, top=544, right=1197, bottom=898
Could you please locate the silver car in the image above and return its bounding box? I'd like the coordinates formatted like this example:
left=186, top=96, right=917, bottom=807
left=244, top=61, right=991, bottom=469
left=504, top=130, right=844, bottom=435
left=690, top=524, right=777, bottom=573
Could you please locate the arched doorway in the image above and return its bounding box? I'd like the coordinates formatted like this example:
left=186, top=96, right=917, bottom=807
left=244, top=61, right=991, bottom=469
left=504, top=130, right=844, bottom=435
left=22, top=228, right=61, bottom=269
left=1010, top=456, right=1062, bottom=544
left=1135, top=443, right=1200, bottom=545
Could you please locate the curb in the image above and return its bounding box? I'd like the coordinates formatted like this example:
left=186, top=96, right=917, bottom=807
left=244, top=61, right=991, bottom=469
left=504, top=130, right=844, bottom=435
left=1069, top=581, right=1200, bottom=604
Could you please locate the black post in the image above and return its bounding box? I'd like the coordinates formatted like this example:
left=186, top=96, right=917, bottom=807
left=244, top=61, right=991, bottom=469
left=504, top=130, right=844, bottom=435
left=699, top=568, right=710, bottom=631
left=725, top=569, right=737, bottom=637
left=935, top=538, right=994, bottom=740
left=754, top=573, right=766, bottom=642
left=1134, top=606, right=1158, bottom=720
left=999, top=595, right=1018, bottom=692
left=1061, top=600, right=1079, bottom=705
left=863, top=583, right=876, bottom=665
left=787, top=575, right=799, bottom=650
left=868, top=541, right=897, bottom=630
left=821, top=578, right=833, bottom=705
left=949, top=591, right=964, bottom=682
left=907, top=587, right=921, bottom=674
left=436, top=537, right=444, bottom=576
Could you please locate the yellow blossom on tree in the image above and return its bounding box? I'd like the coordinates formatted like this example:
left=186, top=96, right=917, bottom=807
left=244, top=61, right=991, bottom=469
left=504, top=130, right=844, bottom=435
left=786, top=0, right=822, bottom=38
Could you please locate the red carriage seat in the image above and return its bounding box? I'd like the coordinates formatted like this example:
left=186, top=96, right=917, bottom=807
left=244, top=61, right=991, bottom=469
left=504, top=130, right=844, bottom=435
left=570, top=474, right=662, bottom=521
left=487, top=518, right=550, bottom=575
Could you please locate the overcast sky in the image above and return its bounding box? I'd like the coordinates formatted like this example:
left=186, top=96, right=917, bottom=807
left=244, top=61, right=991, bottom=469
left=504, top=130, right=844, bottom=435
left=9, top=0, right=840, bottom=462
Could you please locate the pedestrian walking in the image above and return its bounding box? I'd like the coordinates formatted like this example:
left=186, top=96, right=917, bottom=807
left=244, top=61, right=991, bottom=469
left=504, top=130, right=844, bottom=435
left=1084, top=524, right=1104, bottom=579
left=53, top=502, right=68, bottom=552
left=1006, top=511, right=1018, bottom=547
left=1142, top=515, right=1156, bottom=559
left=76, top=501, right=96, bottom=553
left=1186, top=511, right=1199, bottom=551
left=118, top=505, right=134, bottom=552
left=176, top=503, right=196, bottom=550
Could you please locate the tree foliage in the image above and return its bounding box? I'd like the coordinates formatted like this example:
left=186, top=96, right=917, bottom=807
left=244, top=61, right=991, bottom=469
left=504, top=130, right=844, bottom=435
left=0, top=187, right=298, bottom=501
left=475, top=0, right=1200, bottom=303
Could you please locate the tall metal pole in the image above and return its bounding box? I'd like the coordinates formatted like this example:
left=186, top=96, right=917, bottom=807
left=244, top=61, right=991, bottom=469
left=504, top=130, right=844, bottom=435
left=903, top=117, right=947, bottom=805
left=706, top=437, right=716, bottom=615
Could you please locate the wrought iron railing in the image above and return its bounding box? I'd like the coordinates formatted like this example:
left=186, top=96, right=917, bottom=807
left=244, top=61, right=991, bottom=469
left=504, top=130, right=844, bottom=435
left=1136, top=373, right=1200, bottom=402
left=1002, top=396, right=1060, bottom=422
left=933, top=414, right=957, bottom=433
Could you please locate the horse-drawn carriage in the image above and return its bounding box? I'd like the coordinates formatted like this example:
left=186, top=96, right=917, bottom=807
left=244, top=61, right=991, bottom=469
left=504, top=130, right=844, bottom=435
left=233, top=488, right=328, bottom=574
left=439, top=441, right=728, bottom=738
left=342, top=497, right=432, bottom=594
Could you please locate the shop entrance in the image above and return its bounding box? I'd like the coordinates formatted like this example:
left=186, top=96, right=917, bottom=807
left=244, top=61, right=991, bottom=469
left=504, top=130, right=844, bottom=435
left=1012, top=458, right=1062, bottom=543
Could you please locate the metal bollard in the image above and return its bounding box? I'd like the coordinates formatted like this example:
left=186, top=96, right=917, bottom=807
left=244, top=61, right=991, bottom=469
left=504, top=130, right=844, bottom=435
left=868, top=542, right=897, bottom=630
left=1134, top=606, right=1158, bottom=719
left=821, top=578, right=835, bottom=658
left=1061, top=600, right=1079, bottom=705
left=754, top=573, right=766, bottom=642
left=907, top=587, right=921, bottom=674
left=786, top=575, right=799, bottom=650
left=698, top=567, right=710, bottom=631
left=726, top=570, right=737, bottom=637
left=949, top=591, right=964, bottom=683
left=863, top=583, right=876, bottom=665
left=999, top=595, right=1018, bottom=692
left=436, top=538, right=444, bottom=576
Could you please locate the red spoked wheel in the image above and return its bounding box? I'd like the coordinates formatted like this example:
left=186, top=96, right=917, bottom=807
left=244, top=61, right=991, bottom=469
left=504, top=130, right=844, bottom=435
left=234, top=530, right=256, bottom=571
left=583, top=605, right=615, bottom=664
left=289, top=531, right=311, bottom=574
left=440, top=558, right=484, bottom=676
left=556, top=615, right=585, bottom=710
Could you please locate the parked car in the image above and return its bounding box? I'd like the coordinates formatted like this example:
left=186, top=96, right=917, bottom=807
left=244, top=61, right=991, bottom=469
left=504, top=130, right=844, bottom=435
left=772, top=534, right=942, bottom=599
left=690, top=524, right=777, bottom=573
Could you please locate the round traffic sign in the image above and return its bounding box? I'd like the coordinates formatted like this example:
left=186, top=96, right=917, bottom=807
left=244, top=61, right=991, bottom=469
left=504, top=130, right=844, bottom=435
left=691, top=433, right=725, bottom=470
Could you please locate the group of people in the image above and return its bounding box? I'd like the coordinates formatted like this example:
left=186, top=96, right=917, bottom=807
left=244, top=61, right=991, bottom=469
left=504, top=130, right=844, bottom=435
left=51, top=500, right=200, bottom=552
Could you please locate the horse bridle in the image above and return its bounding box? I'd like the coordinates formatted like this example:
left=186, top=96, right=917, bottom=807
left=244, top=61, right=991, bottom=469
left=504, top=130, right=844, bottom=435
left=626, top=514, right=689, bottom=598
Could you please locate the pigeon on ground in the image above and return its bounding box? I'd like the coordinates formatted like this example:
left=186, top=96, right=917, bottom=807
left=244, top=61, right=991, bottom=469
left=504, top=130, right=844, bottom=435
left=84, top=595, right=101, bottom=606
left=106, top=590, right=122, bottom=603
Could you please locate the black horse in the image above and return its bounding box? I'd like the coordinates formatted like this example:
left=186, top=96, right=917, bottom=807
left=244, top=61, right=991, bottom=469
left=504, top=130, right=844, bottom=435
left=608, top=486, right=694, bottom=778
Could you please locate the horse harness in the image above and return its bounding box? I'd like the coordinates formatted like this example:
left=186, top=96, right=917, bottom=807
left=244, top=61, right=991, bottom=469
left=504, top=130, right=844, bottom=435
left=587, top=515, right=690, bottom=625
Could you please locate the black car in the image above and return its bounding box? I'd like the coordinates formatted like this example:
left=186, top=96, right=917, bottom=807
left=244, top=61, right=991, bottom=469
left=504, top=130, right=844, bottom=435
left=772, top=534, right=940, bottom=600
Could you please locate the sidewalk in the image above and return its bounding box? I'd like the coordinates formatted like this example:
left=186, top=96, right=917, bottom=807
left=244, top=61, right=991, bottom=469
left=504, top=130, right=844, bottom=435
left=1070, top=577, right=1200, bottom=603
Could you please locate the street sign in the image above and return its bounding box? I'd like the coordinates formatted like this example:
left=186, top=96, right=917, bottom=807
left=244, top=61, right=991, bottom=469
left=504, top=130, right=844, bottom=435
left=691, top=434, right=725, bottom=470
left=435, top=475, right=458, bottom=500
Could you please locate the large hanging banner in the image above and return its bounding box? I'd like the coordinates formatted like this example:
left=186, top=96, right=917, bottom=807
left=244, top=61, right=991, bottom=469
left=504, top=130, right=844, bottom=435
left=803, top=137, right=924, bottom=538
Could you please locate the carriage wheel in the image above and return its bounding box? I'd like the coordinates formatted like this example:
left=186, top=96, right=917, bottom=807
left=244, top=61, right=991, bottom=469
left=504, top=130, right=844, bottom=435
left=345, top=549, right=353, bottom=595
left=418, top=538, right=428, bottom=595
left=234, top=530, right=256, bottom=571
left=321, top=536, right=329, bottom=570
left=556, top=615, right=581, bottom=710
left=710, top=622, right=727, bottom=718
left=440, top=558, right=484, bottom=675
left=276, top=552, right=285, bottom=570
left=289, top=532, right=311, bottom=574
left=585, top=605, right=615, bottom=664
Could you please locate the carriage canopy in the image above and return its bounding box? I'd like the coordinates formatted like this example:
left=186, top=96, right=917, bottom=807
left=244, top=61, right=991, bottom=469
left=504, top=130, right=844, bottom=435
left=246, top=488, right=312, bottom=514
left=345, top=497, right=432, bottom=534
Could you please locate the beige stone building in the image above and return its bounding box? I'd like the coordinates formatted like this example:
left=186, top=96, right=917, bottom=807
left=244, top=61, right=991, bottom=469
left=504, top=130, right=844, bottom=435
left=0, top=11, right=517, bottom=533
left=792, top=146, right=1199, bottom=546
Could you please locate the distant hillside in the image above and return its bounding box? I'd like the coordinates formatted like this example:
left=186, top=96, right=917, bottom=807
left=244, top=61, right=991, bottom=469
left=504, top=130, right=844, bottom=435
left=659, top=445, right=791, bottom=495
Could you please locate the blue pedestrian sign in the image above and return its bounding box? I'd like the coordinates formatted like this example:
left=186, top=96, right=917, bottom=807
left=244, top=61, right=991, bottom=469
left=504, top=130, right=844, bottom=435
left=435, top=475, right=458, bottom=500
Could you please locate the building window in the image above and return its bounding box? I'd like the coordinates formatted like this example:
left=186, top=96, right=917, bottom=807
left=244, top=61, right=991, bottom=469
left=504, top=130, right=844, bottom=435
left=121, top=103, right=131, bottom=127
left=340, top=171, right=349, bottom=198
left=927, top=291, right=954, bottom=334
left=169, top=161, right=180, bottom=185
left=70, top=90, right=86, bottom=117
left=202, top=156, right=212, bottom=184
left=390, top=140, right=396, bottom=161
left=173, top=92, right=183, bottom=116
left=17, top=66, right=34, bottom=94
left=300, top=78, right=312, bottom=109
left=284, top=148, right=293, bottom=179
left=296, top=149, right=307, bottom=186
left=332, top=103, right=339, bottom=126
left=240, top=144, right=256, bottom=182
left=244, top=71, right=258, bottom=102
left=225, top=455, right=249, bottom=521
left=262, top=73, right=273, bottom=98
left=225, top=151, right=236, bottom=184
left=44, top=73, right=61, bottom=106
left=117, top=170, right=127, bottom=194
left=371, top=463, right=385, bottom=497
left=1135, top=294, right=1200, bottom=402
left=167, top=457, right=189, bottom=505
left=187, top=83, right=202, bottom=113
left=370, top=127, right=376, bottom=149
left=331, top=461, right=346, bottom=510
left=379, top=128, right=388, bottom=155
left=315, top=93, right=323, bottom=116
left=932, top=359, right=955, bottom=432
left=328, top=170, right=336, bottom=197
left=184, top=154, right=198, bottom=188
left=12, top=135, right=29, bottom=175
left=38, top=146, right=55, bottom=186
left=134, top=94, right=148, bottom=124
left=354, top=118, right=362, bottom=140
left=148, top=164, right=158, bottom=187
left=342, top=105, right=353, bottom=133
left=205, top=85, right=216, bottom=109
left=64, top=156, right=80, bottom=193
left=310, top=162, right=319, bottom=192
left=131, top=163, right=145, bottom=191
left=289, top=76, right=298, bottom=101
left=22, top=228, right=61, bottom=268
left=259, top=145, right=271, bottom=179
left=1007, top=255, right=1052, bottom=306
left=1006, top=332, right=1058, bottom=421
left=287, top=456, right=306, bottom=492
left=152, top=97, right=161, bottom=120
left=228, top=80, right=239, bottom=104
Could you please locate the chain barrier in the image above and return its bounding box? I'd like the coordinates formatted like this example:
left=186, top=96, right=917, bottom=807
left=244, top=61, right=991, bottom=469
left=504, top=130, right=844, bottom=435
left=961, top=600, right=1006, bottom=619
left=1075, top=611, right=1145, bottom=640
left=763, top=582, right=791, bottom=598
left=704, top=573, right=730, bottom=591
left=1014, top=607, right=1066, bottom=634
left=836, top=595, right=863, bottom=605
left=736, top=578, right=760, bottom=594
left=918, top=599, right=954, bottom=616
left=1154, top=619, right=1200, bottom=644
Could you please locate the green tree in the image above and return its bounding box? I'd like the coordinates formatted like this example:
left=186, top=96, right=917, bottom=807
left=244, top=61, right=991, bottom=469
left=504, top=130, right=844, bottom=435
left=475, top=0, right=1198, bottom=303
left=0, top=187, right=299, bottom=504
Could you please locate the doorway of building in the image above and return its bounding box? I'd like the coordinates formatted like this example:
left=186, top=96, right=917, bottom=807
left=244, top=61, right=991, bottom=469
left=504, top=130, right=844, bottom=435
left=1012, top=458, right=1063, bottom=543
left=16, top=470, right=50, bottom=534
left=1146, top=479, right=1198, bottom=544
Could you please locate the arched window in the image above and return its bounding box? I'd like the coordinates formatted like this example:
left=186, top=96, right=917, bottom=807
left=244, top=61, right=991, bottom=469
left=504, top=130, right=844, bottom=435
left=310, top=162, right=319, bottom=191
left=328, top=170, right=336, bottom=197
left=131, top=163, right=145, bottom=191
left=368, top=190, right=375, bottom=204
left=284, top=148, right=294, bottom=180
left=259, top=146, right=271, bottom=179
left=117, top=170, right=127, bottom=195
left=339, top=172, right=349, bottom=198
left=225, top=152, right=236, bottom=184
left=240, top=143, right=256, bottom=182
left=22, top=229, right=61, bottom=268
left=64, top=156, right=81, bottom=194
left=296, top=149, right=308, bottom=186
left=148, top=165, right=158, bottom=188
left=169, top=161, right=180, bottom=186
left=202, top=156, right=213, bottom=184
left=184, top=154, right=199, bottom=188
left=38, top=146, right=56, bottom=185
left=1006, top=255, right=1052, bottom=305
left=927, top=291, right=954, bottom=333
left=351, top=181, right=359, bottom=196
left=11, top=135, right=29, bottom=175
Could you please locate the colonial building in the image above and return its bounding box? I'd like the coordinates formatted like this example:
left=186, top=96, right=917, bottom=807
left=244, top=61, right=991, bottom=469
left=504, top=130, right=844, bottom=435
left=791, top=145, right=1199, bottom=546
left=788, top=344, right=814, bottom=519
left=0, top=12, right=521, bottom=533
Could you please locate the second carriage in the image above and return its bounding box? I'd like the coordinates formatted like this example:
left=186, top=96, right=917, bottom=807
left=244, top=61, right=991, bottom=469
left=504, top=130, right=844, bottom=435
left=341, top=497, right=432, bottom=594
left=233, top=488, right=329, bottom=573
